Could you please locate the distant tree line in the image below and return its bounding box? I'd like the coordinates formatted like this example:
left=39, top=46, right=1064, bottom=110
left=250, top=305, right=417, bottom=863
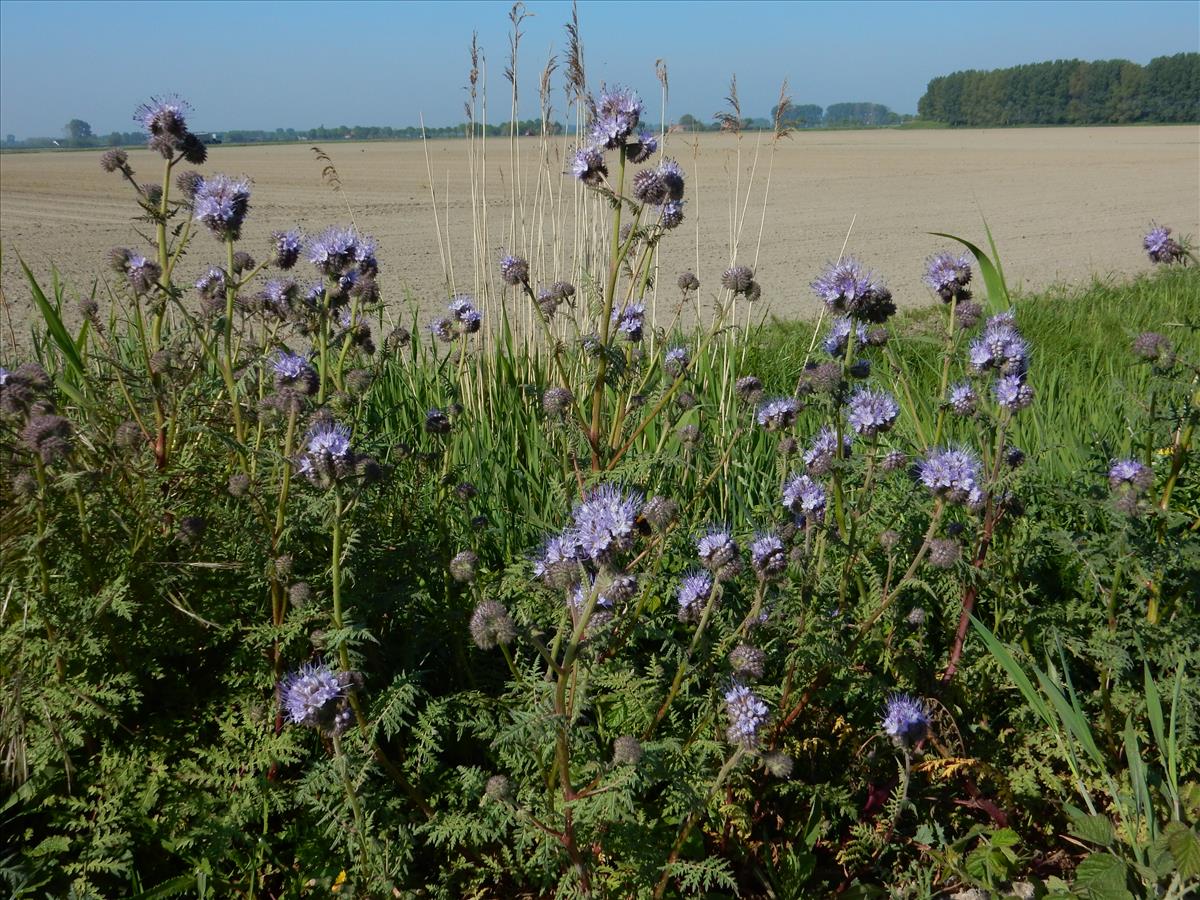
left=917, top=53, right=1199, bottom=126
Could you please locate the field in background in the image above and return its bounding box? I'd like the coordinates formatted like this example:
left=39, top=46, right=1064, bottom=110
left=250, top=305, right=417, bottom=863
left=2, top=125, right=1197, bottom=343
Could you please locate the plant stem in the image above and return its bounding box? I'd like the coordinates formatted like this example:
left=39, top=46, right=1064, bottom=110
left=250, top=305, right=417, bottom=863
left=331, top=730, right=372, bottom=875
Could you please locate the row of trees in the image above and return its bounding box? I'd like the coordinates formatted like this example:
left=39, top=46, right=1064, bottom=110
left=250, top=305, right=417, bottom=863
left=917, top=53, right=1199, bottom=126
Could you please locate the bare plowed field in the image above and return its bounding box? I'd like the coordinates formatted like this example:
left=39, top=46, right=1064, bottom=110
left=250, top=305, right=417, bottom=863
left=2, top=126, right=1197, bottom=339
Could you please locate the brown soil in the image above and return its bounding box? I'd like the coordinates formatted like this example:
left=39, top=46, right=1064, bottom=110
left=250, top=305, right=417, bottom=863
left=1, top=126, right=1197, bottom=346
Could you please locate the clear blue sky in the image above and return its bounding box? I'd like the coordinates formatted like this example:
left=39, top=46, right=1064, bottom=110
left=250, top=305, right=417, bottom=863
left=1, top=0, right=1197, bottom=138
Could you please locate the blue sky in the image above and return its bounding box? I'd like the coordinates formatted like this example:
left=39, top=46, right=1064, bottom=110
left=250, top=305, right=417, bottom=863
left=1, top=0, right=1197, bottom=137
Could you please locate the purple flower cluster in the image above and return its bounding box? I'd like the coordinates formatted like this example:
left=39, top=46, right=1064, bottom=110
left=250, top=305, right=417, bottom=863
left=924, top=252, right=973, bottom=303
left=756, top=396, right=800, bottom=431
left=750, top=532, right=787, bottom=578
left=994, top=374, right=1034, bottom=411
left=846, top=389, right=899, bottom=437
left=448, top=295, right=482, bottom=335
left=591, top=85, right=644, bottom=149
left=918, top=446, right=982, bottom=506
left=1144, top=225, right=1186, bottom=265
left=725, top=684, right=769, bottom=748
left=811, top=258, right=895, bottom=322
left=804, top=427, right=852, bottom=476
left=279, top=662, right=346, bottom=730
left=611, top=303, right=646, bottom=341
left=1108, top=458, right=1153, bottom=492
left=193, top=174, right=252, bottom=240
left=134, top=95, right=206, bottom=164
left=948, top=382, right=977, bottom=416
left=696, top=527, right=740, bottom=572
left=968, top=315, right=1028, bottom=375
left=882, top=693, right=929, bottom=749
left=676, top=569, right=714, bottom=621
left=664, top=346, right=690, bottom=378
left=782, top=473, right=827, bottom=521
left=822, top=316, right=869, bottom=357
left=570, top=145, right=607, bottom=185
left=297, top=421, right=353, bottom=487
left=272, top=230, right=303, bottom=269
left=571, top=484, right=643, bottom=562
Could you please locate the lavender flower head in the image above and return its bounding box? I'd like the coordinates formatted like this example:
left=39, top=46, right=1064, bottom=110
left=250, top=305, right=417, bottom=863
left=126, top=255, right=162, bottom=294
left=627, top=130, right=658, bottom=163
left=725, top=684, right=769, bottom=748
left=924, top=252, right=973, bottom=303
left=591, top=85, right=643, bottom=148
left=135, top=94, right=190, bottom=144
left=823, top=316, right=869, bottom=357
left=193, top=175, right=251, bottom=240
left=533, top=532, right=581, bottom=586
left=279, top=662, right=345, bottom=730
left=696, top=527, right=739, bottom=570
left=657, top=158, right=685, bottom=202
left=298, top=422, right=353, bottom=486
left=756, top=396, right=800, bottom=431
left=272, top=352, right=311, bottom=381
left=846, top=388, right=899, bottom=437
left=449, top=294, right=482, bottom=333
left=664, top=345, right=690, bottom=378
left=750, top=532, right=787, bottom=579
left=306, top=226, right=361, bottom=276
left=804, top=426, right=852, bottom=476
left=782, top=473, right=827, bottom=520
left=1108, top=458, right=1153, bottom=492
left=570, top=145, right=607, bottom=185
left=812, top=258, right=894, bottom=321
left=194, top=267, right=226, bottom=302
left=611, top=303, right=646, bottom=341
left=676, top=570, right=714, bottom=622
left=994, top=375, right=1034, bottom=412
left=571, top=484, right=643, bottom=561
left=882, top=693, right=929, bottom=749
left=919, top=447, right=982, bottom=504
left=969, top=320, right=1028, bottom=375
left=1144, top=224, right=1186, bottom=265
left=499, top=254, right=529, bottom=286
left=273, top=229, right=303, bottom=269
left=658, top=200, right=685, bottom=230
left=948, top=382, right=977, bottom=416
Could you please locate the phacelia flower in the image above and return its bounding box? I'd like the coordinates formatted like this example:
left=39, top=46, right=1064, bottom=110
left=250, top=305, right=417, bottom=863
left=193, top=174, right=252, bottom=240
left=273, top=229, right=303, bottom=269
left=571, top=484, right=643, bottom=561
left=846, top=388, right=899, bottom=437
left=499, top=254, right=529, bottom=286
left=591, top=85, right=643, bottom=148
left=658, top=158, right=685, bottom=201
left=725, top=684, right=769, bottom=748
left=928, top=538, right=961, bottom=569
left=1132, top=331, right=1174, bottom=365
left=678, top=271, right=700, bottom=292
left=570, top=145, right=607, bottom=184
left=804, top=426, right=852, bottom=476
left=271, top=351, right=317, bottom=393
left=658, top=200, right=685, bottom=230
left=100, top=148, right=128, bottom=173
left=469, top=600, right=515, bottom=649
left=194, top=267, right=227, bottom=304
left=611, top=303, right=646, bottom=341
left=1108, top=458, right=1153, bottom=492
left=782, top=472, right=827, bottom=520
left=948, top=382, right=977, bottom=416
left=542, top=386, right=574, bottom=416
left=306, top=226, right=361, bottom=275
left=823, top=316, right=869, bottom=357
left=750, top=532, right=787, bottom=579
left=259, top=280, right=297, bottom=318
left=298, top=421, right=353, bottom=486
left=1144, top=224, right=1186, bottom=265
left=449, top=294, right=482, bottom=333
left=919, top=447, right=982, bottom=504
left=955, top=300, right=984, bottom=330
left=20, top=413, right=73, bottom=464
left=279, top=662, right=346, bottom=730
left=612, top=735, right=644, bottom=766
left=994, top=374, right=1034, bottom=411
left=882, top=449, right=908, bottom=471
left=425, top=408, right=451, bottom=435
left=729, top=644, right=766, bottom=680
left=175, top=169, right=203, bottom=199
left=632, top=168, right=667, bottom=205
left=756, top=396, right=800, bottom=431
left=126, top=255, right=162, bottom=294
left=627, top=130, right=657, bottom=163
left=697, top=527, right=740, bottom=576
left=924, top=252, right=973, bottom=303
left=882, top=693, right=929, bottom=749
left=676, top=569, right=714, bottom=622
left=722, top=265, right=754, bottom=294
left=812, top=258, right=896, bottom=321
left=664, top=346, right=690, bottom=378
left=735, top=375, right=764, bottom=404
left=532, top=532, right=580, bottom=587
left=969, top=321, right=1028, bottom=375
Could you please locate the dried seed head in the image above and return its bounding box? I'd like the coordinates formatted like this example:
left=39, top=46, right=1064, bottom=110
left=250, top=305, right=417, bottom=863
left=227, top=472, right=251, bottom=497
left=470, top=600, right=516, bottom=649
left=484, top=774, right=512, bottom=803
left=100, top=148, right=128, bottom=173
left=722, top=265, right=754, bottom=293
left=729, top=643, right=766, bottom=680
left=288, top=582, right=312, bottom=608
left=677, top=271, right=700, bottom=292
left=450, top=550, right=480, bottom=583
left=928, top=538, right=961, bottom=569
left=612, top=735, right=643, bottom=766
